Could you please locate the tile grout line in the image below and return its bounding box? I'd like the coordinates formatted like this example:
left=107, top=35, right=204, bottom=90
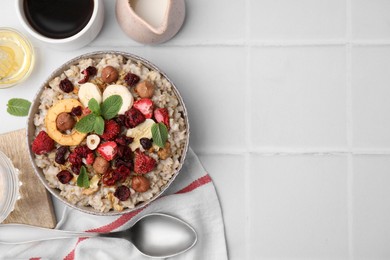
left=346, top=0, right=354, bottom=258
left=244, top=0, right=252, bottom=258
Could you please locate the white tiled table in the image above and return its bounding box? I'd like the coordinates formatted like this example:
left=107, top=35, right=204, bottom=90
left=1, top=0, right=390, bottom=259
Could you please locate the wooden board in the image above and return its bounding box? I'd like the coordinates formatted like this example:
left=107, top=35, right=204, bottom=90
left=0, top=129, right=56, bottom=228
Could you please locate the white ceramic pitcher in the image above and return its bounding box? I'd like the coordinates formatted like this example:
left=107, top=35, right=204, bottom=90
left=116, top=0, right=185, bottom=44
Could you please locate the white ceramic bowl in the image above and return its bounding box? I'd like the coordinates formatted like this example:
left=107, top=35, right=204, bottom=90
left=27, top=51, right=190, bottom=216
left=15, top=0, right=104, bottom=51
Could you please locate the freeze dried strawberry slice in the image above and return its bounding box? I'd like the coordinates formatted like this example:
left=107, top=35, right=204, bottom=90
left=32, top=131, right=55, bottom=155
left=97, top=141, right=118, bottom=161
left=133, top=98, right=154, bottom=119
left=125, top=107, right=145, bottom=128
left=100, top=120, right=120, bottom=141
left=154, top=108, right=169, bottom=128
left=86, top=152, right=95, bottom=165
left=134, top=150, right=156, bottom=174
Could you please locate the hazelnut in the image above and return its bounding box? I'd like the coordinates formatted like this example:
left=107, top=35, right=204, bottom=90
left=101, top=66, right=119, bottom=83
left=135, top=80, right=155, bottom=98
left=93, top=156, right=110, bottom=174
left=56, top=112, right=76, bottom=132
left=131, top=175, right=150, bottom=192
left=157, top=142, right=172, bottom=160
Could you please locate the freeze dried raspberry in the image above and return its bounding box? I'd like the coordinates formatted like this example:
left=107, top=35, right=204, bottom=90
left=74, top=145, right=91, bottom=158
left=115, top=135, right=133, bottom=146
left=100, top=120, right=120, bottom=141
left=57, top=170, right=73, bottom=184
left=86, top=152, right=95, bottom=165
left=154, top=107, right=170, bottom=128
left=125, top=107, right=145, bottom=128
left=68, top=152, right=82, bottom=166
left=133, top=98, right=154, bottom=119
left=134, top=150, right=156, bottom=174
left=32, top=131, right=55, bottom=155
left=97, top=141, right=118, bottom=161
left=114, top=185, right=131, bottom=201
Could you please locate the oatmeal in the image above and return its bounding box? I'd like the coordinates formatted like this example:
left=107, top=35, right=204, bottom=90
left=32, top=53, right=188, bottom=213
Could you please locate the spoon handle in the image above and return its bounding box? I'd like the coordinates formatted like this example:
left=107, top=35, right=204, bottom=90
left=0, top=224, right=97, bottom=244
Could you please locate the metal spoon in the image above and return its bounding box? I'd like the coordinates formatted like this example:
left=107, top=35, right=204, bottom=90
left=0, top=213, right=197, bottom=258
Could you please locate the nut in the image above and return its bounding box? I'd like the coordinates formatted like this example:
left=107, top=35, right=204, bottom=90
left=131, top=175, right=150, bottom=192
left=93, top=156, right=110, bottom=174
left=101, top=66, right=119, bottom=83
left=86, top=134, right=100, bottom=150
left=135, top=80, right=155, bottom=98
left=56, top=112, right=76, bottom=132
left=157, top=142, right=172, bottom=160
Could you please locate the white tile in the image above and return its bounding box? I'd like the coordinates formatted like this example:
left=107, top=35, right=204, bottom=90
left=250, top=0, right=346, bottom=40
left=249, top=155, right=348, bottom=259
left=144, top=46, right=247, bottom=153
left=250, top=46, right=347, bottom=149
left=352, top=155, right=390, bottom=259
left=351, top=46, right=390, bottom=149
left=352, top=0, right=390, bottom=39
left=198, top=154, right=246, bottom=260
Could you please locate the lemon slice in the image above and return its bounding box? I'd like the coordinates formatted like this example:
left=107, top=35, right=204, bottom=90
left=0, top=28, right=34, bottom=88
left=0, top=46, right=18, bottom=79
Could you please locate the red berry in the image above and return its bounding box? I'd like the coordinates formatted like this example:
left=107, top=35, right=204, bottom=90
left=114, top=185, right=131, bottom=201
left=78, top=66, right=97, bottom=84
left=74, top=145, right=91, bottom=158
left=32, top=131, right=55, bottom=155
left=86, top=153, right=95, bottom=165
left=125, top=107, right=145, bottom=128
left=102, top=169, right=120, bottom=186
left=57, top=170, right=73, bottom=184
left=154, top=108, right=169, bottom=128
left=133, top=98, right=154, bottom=119
left=115, top=165, right=131, bottom=182
left=100, top=120, right=120, bottom=141
left=68, top=152, right=82, bottom=165
left=134, top=150, right=156, bottom=174
left=124, top=72, right=140, bottom=87
left=97, top=141, right=118, bottom=161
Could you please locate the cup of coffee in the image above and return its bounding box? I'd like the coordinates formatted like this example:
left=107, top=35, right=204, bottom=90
left=15, top=0, right=104, bottom=51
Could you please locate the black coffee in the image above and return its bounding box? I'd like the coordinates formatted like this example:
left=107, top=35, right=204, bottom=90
left=23, top=0, right=94, bottom=39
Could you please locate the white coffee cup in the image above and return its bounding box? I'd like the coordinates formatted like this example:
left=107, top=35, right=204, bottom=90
left=15, top=0, right=104, bottom=51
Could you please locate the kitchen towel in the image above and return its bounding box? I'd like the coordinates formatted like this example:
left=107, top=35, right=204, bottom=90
left=0, top=148, right=228, bottom=260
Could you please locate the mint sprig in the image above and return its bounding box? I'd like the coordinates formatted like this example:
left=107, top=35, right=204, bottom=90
left=77, top=166, right=90, bottom=188
left=75, top=95, right=122, bottom=134
left=7, top=98, right=31, bottom=117
left=151, top=122, right=168, bottom=148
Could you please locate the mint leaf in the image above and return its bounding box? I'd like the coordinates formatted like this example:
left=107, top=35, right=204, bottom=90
left=94, top=116, right=104, bottom=135
left=7, top=98, right=31, bottom=117
left=75, top=114, right=96, bottom=133
left=151, top=123, right=168, bottom=148
left=77, top=166, right=90, bottom=188
left=101, top=95, right=122, bottom=120
left=88, top=98, right=100, bottom=115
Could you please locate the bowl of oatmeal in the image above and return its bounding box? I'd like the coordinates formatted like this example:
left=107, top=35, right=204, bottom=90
left=26, top=51, right=189, bottom=215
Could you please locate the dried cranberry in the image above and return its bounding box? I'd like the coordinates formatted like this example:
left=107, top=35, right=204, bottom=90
left=74, top=145, right=91, bottom=158
left=115, top=165, right=131, bottom=182
left=55, top=146, right=68, bottom=165
left=115, top=135, right=133, bottom=146
left=117, top=145, right=132, bottom=160
left=59, top=78, right=74, bottom=93
left=78, top=66, right=97, bottom=84
left=71, top=164, right=81, bottom=175
left=140, top=138, right=152, bottom=150
left=124, top=108, right=145, bottom=128
left=115, top=159, right=133, bottom=171
left=124, top=72, right=140, bottom=87
left=114, top=185, right=131, bottom=201
left=102, top=169, right=120, bottom=186
left=57, top=170, right=73, bottom=184
left=70, top=106, right=83, bottom=116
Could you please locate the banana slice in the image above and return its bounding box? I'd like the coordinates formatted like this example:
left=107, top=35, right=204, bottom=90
left=78, top=82, right=102, bottom=107
left=103, top=84, right=134, bottom=115
left=126, top=119, right=155, bottom=151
